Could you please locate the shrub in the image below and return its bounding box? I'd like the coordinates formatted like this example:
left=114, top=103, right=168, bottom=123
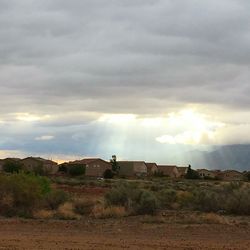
left=176, top=191, right=194, bottom=208
left=135, top=190, right=158, bottom=215
left=58, top=164, right=68, bottom=173
left=3, top=160, right=23, bottom=173
left=0, top=173, right=51, bottom=217
left=105, top=182, right=158, bottom=215
left=157, top=188, right=177, bottom=209
left=73, top=199, right=95, bottom=215
left=185, top=165, right=200, bottom=179
left=68, top=164, right=85, bottom=176
left=103, top=169, right=114, bottom=179
left=245, top=172, right=250, bottom=181
left=45, top=190, right=68, bottom=210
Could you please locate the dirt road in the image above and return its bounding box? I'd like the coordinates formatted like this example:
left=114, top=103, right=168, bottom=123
left=0, top=217, right=249, bottom=250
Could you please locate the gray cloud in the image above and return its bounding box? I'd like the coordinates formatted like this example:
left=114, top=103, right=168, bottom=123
left=1, top=0, right=250, bottom=159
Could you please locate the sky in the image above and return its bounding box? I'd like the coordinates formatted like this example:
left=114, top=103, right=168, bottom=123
left=1, top=0, right=250, bottom=164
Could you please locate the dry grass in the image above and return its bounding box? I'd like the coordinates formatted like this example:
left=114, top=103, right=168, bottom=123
left=33, top=209, right=55, bottom=219
left=55, top=202, right=80, bottom=220
left=201, top=213, right=229, bottom=224
left=73, top=198, right=96, bottom=215
left=92, top=205, right=127, bottom=219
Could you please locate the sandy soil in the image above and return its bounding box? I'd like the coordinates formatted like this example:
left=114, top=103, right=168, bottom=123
left=0, top=217, right=249, bottom=250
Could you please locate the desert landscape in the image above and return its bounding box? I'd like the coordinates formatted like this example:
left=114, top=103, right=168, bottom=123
left=1, top=172, right=250, bottom=250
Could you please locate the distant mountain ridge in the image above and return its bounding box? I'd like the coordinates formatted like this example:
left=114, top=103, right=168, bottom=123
left=189, top=144, right=250, bottom=171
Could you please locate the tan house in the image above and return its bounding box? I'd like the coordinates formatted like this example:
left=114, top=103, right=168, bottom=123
left=72, top=158, right=112, bottom=177
left=177, top=166, right=188, bottom=178
left=118, top=161, right=147, bottom=177
left=21, top=157, right=58, bottom=174
left=157, top=165, right=179, bottom=178
left=197, top=169, right=216, bottom=179
left=220, top=170, right=244, bottom=181
left=145, top=163, right=158, bottom=176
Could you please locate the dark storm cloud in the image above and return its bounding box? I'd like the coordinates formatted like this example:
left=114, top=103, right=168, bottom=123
left=1, top=0, right=250, bottom=157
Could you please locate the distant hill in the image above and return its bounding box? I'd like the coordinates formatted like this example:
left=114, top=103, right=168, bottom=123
left=188, top=144, right=250, bottom=171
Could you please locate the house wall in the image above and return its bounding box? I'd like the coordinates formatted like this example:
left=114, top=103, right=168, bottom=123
left=133, top=162, right=147, bottom=176
left=222, top=171, right=244, bottom=181
left=21, top=158, right=58, bottom=174
left=158, top=166, right=179, bottom=178
left=85, top=160, right=111, bottom=177
left=22, top=158, right=41, bottom=172
left=198, top=169, right=215, bottom=178
left=118, top=162, right=134, bottom=177
left=146, top=164, right=158, bottom=175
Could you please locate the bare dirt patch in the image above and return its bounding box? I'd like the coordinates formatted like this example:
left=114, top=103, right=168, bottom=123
left=0, top=216, right=249, bottom=250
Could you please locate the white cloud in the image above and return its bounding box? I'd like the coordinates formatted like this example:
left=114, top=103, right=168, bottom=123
left=35, top=135, right=54, bottom=141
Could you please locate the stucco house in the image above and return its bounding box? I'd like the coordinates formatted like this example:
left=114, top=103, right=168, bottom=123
left=197, top=169, right=216, bottom=179
left=21, top=157, right=58, bottom=174
left=220, top=170, right=244, bottom=181
left=72, top=158, right=112, bottom=177
left=145, top=163, right=158, bottom=176
left=176, top=166, right=188, bottom=178
left=157, top=165, right=179, bottom=178
left=118, top=161, right=147, bottom=177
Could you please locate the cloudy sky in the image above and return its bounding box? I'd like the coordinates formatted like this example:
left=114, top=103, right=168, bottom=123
left=1, top=0, right=250, bottom=164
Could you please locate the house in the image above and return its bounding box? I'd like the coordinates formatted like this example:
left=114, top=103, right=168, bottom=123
left=71, top=158, right=112, bottom=177
left=145, top=163, right=158, bottom=176
left=177, top=166, right=188, bottom=178
left=118, top=161, right=147, bottom=177
left=21, top=157, right=58, bottom=174
left=157, top=165, right=179, bottom=178
left=220, top=170, right=244, bottom=181
left=197, top=169, right=216, bottom=179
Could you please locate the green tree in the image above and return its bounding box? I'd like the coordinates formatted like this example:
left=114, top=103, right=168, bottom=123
left=68, top=164, right=85, bottom=176
left=110, top=155, right=119, bottom=173
left=103, top=169, right=114, bottom=179
left=185, top=165, right=200, bottom=179
left=3, top=160, right=23, bottom=173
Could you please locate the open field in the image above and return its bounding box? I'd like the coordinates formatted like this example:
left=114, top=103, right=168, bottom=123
left=0, top=216, right=250, bottom=250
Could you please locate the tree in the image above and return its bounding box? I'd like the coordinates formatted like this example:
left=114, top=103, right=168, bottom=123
left=185, top=165, right=200, bottom=179
left=103, top=169, right=114, bottom=179
left=68, top=164, right=85, bottom=176
left=3, top=160, right=23, bottom=173
left=245, top=171, right=250, bottom=181
left=110, top=155, right=119, bottom=174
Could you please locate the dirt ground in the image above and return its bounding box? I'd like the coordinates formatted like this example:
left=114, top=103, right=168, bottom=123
left=0, top=217, right=249, bottom=250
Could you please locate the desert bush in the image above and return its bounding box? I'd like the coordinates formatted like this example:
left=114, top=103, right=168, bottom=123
left=188, top=183, right=250, bottom=215
left=0, top=173, right=51, bottom=217
left=45, top=190, right=68, bottom=210
left=157, top=188, right=177, bottom=209
left=105, top=182, right=158, bottom=215
left=103, top=169, right=114, bottom=179
left=192, top=190, right=222, bottom=212
left=135, top=190, right=158, bottom=215
left=176, top=191, right=194, bottom=208
left=73, top=198, right=95, bottom=215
